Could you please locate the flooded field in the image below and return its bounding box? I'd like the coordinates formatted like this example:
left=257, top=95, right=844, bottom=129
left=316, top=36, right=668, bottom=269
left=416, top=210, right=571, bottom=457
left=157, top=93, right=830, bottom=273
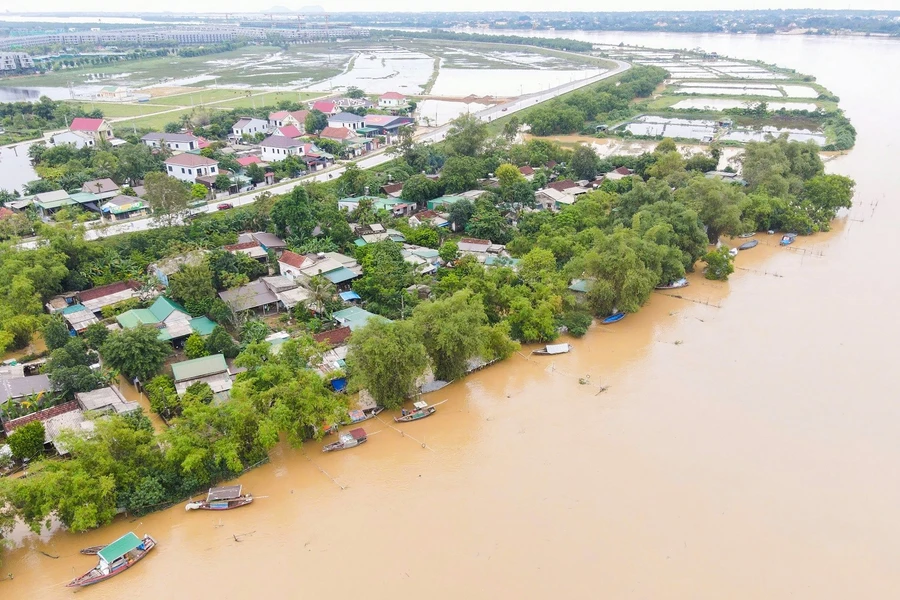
left=5, top=30, right=900, bottom=599
left=432, top=68, right=602, bottom=97
left=0, top=143, right=39, bottom=192
left=672, top=98, right=818, bottom=111
left=721, top=126, right=826, bottom=145
left=625, top=116, right=717, bottom=139
left=415, top=99, right=492, bottom=126
left=673, top=86, right=785, bottom=97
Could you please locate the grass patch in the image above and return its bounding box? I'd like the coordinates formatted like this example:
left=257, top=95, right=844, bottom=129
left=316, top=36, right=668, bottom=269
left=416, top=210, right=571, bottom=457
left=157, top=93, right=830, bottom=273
left=213, top=91, right=324, bottom=110
left=65, top=102, right=170, bottom=118
left=149, top=88, right=255, bottom=106
left=113, top=108, right=196, bottom=132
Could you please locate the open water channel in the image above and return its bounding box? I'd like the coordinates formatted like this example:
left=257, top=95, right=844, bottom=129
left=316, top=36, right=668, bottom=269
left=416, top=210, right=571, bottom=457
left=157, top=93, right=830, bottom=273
left=3, top=31, right=900, bottom=598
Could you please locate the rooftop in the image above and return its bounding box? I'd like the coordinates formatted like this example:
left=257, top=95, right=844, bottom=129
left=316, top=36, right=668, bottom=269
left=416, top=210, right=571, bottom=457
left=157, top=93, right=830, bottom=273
left=82, top=178, right=119, bottom=194
left=3, top=399, right=75, bottom=435
left=142, top=132, right=198, bottom=143
left=261, top=135, right=303, bottom=149
left=164, top=154, right=218, bottom=167
left=313, top=326, right=352, bottom=347
left=172, top=353, right=228, bottom=382
left=218, top=279, right=279, bottom=312
left=70, top=117, right=106, bottom=131
left=278, top=250, right=308, bottom=269
left=332, top=306, right=391, bottom=332
left=0, top=373, right=52, bottom=404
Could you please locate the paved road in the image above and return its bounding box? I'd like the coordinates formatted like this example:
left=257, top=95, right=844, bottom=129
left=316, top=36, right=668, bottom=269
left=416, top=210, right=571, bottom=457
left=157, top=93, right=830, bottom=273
left=74, top=58, right=630, bottom=241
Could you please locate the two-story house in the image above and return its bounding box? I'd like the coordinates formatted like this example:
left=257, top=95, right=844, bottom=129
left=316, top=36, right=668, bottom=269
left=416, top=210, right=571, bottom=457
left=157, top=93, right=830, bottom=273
left=260, top=135, right=305, bottom=163
left=327, top=112, right=365, bottom=131
left=164, top=154, right=219, bottom=183
left=378, top=92, right=407, bottom=108
left=141, top=132, right=201, bottom=152
left=231, top=117, right=268, bottom=140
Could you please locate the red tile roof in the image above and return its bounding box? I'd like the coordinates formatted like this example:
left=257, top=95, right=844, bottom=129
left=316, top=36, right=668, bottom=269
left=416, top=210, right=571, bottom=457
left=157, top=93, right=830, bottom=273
left=548, top=180, right=578, bottom=192
left=290, top=110, right=309, bottom=123
left=613, top=166, right=633, bottom=175
left=381, top=182, right=404, bottom=194
left=0, top=207, right=15, bottom=219
left=460, top=237, right=491, bottom=246
left=518, top=166, right=534, bottom=175
left=70, top=117, right=106, bottom=132
left=278, top=125, right=302, bottom=138
left=269, top=110, right=289, bottom=120
left=312, top=101, right=336, bottom=113
left=415, top=210, right=440, bottom=219
left=278, top=250, right=308, bottom=269
left=380, top=92, right=405, bottom=100
left=313, top=326, right=352, bottom=347
left=236, top=156, right=263, bottom=167
left=3, top=401, right=78, bottom=435
left=164, top=154, right=218, bottom=167
left=320, top=126, right=354, bottom=140
left=224, top=241, right=262, bottom=251
left=79, top=280, right=138, bottom=302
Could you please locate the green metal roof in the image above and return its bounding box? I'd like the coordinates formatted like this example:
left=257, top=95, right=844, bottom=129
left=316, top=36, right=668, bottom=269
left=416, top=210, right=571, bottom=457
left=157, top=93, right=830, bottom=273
left=35, top=197, right=76, bottom=210
left=116, top=308, right=157, bottom=329
left=98, top=532, right=142, bottom=563
left=332, top=307, right=391, bottom=332
left=569, top=279, right=592, bottom=293
left=427, top=196, right=464, bottom=210
left=323, top=267, right=358, bottom=285
left=69, top=191, right=99, bottom=205
left=189, top=316, right=217, bottom=336
left=172, top=353, right=228, bottom=382
left=355, top=126, right=379, bottom=133
left=149, top=297, right=186, bottom=322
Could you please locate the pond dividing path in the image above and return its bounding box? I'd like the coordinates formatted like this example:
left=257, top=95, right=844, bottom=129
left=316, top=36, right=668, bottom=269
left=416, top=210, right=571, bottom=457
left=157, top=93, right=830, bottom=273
left=3, top=34, right=900, bottom=598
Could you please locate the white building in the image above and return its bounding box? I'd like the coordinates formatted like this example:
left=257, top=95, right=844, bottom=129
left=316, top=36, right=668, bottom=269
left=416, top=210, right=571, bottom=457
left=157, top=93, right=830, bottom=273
left=378, top=92, right=406, bottom=108
left=50, top=130, right=96, bottom=149
left=164, top=154, right=219, bottom=183
left=327, top=112, right=365, bottom=130
left=231, top=117, right=267, bottom=140
left=260, top=135, right=304, bottom=163
left=141, top=132, right=201, bottom=152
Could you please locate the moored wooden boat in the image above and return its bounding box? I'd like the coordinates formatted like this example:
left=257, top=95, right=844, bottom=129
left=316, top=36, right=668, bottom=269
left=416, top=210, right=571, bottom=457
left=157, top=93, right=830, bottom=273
left=601, top=313, right=625, bottom=324
left=185, top=485, right=253, bottom=511
left=323, top=428, right=367, bottom=452
left=738, top=232, right=756, bottom=238
left=655, top=278, right=689, bottom=290
left=395, top=400, right=437, bottom=423
left=780, top=233, right=797, bottom=246
left=67, top=533, right=156, bottom=588
left=738, top=239, right=759, bottom=250
left=79, top=545, right=105, bottom=555
left=344, top=406, right=384, bottom=425
left=532, top=343, right=571, bottom=355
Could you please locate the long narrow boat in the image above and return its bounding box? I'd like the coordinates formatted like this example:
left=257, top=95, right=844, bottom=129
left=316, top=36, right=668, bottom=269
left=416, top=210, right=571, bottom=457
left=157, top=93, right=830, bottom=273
left=738, top=239, right=759, bottom=250
left=79, top=545, right=106, bottom=555
left=655, top=278, right=689, bottom=290
left=738, top=232, right=757, bottom=238
left=185, top=485, right=253, bottom=511
left=532, top=343, right=571, bottom=355
left=394, top=400, right=437, bottom=423
left=601, top=313, right=626, bottom=324
left=323, top=428, right=367, bottom=452
left=67, top=533, right=156, bottom=588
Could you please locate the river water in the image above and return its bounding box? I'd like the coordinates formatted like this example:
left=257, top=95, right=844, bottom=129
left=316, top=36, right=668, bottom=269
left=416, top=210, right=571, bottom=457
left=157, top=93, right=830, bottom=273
left=3, top=32, right=900, bottom=598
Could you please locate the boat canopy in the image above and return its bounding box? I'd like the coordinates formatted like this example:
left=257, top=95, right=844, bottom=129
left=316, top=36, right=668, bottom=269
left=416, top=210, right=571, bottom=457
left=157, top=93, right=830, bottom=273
left=544, top=343, right=570, bottom=355
left=338, top=433, right=354, bottom=444
left=413, top=400, right=428, bottom=410
left=349, top=428, right=366, bottom=440
left=98, top=532, right=142, bottom=563
left=207, top=485, right=242, bottom=502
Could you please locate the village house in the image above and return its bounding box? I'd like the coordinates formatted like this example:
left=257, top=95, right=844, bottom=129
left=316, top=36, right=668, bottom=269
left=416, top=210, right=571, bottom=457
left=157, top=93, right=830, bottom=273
left=69, top=117, right=113, bottom=142
left=338, top=196, right=409, bottom=216
left=327, top=112, right=365, bottom=130
left=81, top=178, right=119, bottom=200
left=381, top=182, right=404, bottom=198
left=408, top=209, right=449, bottom=229
left=378, top=91, right=407, bottom=108
left=319, top=126, right=356, bottom=143
left=456, top=238, right=510, bottom=263
left=260, top=135, right=305, bottom=163
left=33, top=189, right=76, bottom=217
left=260, top=276, right=311, bottom=310
left=331, top=307, right=391, bottom=331
left=101, top=195, right=150, bottom=221
left=164, top=154, right=219, bottom=183
left=313, top=326, right=352, bottom=377
left=171, top=354, right=232, bottom=401
left=310, top=100, right=338, bottom=116
left=218, top=279, right=280, bottom=314
left=77, top=280, right=142, bottom=315
left=362, top=114, right=414, bottom=140
left=352, top=223, right=407, bottom=246
left=426, top=195, right=465, bottom=211
left=50, top=129, right=96, bottom=149
left=402, top=245, right=442, bottom=275
left=224, top=240, right=267, bottom=261
left=518, top=165, right=535, bottom=181
left=0, top=372, right=52, bottom=405
left=231, top=117, right=267, bottom=140
left=116, top=296, right=216, bottom=343
left=277, top=250, right=362, bottom=289
left=603, top=166, right=634, bottom=181
left=2, top=401, right=91, bottom=455
left=148, top=250, right=209, bottom=287
left=141, top=132, right=201, bottom=152
left=535, top=187, right=572, bottom=211
left=75, top=386, right=140, bottom=415
left=236, top=155, right=265, bottom=169
left=268, top=109, right=309, bottom=130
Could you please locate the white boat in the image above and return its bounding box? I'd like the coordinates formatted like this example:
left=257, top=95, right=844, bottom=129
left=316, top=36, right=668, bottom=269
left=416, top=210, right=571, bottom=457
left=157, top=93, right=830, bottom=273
left=656, top=278, right=689, bottom=290
left=532, top=343, right=571, bottom=355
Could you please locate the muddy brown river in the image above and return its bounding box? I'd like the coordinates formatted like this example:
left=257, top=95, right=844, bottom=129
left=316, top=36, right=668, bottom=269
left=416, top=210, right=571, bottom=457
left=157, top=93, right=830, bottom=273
left=3, top=32, right=900, bottom=598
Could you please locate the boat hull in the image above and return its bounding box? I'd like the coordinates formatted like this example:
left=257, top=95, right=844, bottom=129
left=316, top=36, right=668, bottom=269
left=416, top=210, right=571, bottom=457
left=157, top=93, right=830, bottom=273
left=323, top=437, right=368, bottom=452
left=189, top=495, right=254, bottom=511
left=655, top=278, right=689, bottom=290
left=394, top=407, right=437, bottom=422
left=601, top=313, right=626, bottom=324
left=67, top=536, right=156, bottom=588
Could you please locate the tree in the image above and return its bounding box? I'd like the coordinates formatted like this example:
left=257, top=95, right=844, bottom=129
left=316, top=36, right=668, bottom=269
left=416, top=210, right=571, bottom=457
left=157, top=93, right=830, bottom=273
left=496, top=163, right=524, bottom=189
left=580, top=229, right=663, bottom=316
left=502, top=115, right=520, bottom=141
left=400, top=174, right=439, bottom=207
left=214, top=174, right=232, bottom=192
left=801, top=174, right=854, bottom=221
left=439, top=240, right=459, bottom=264
left=241, top=320, right=269, bottom=345
left=306, top=275, right=336, bottom=315
left=145, top=374, right=180, bottom=418
left=305, top=109, right=328, bottom=134
left=677, top=177, right=744, bottom=243
left=466, top=199, right=511, bottom=243
left=190, top=183, right=209, bottom=201
left=571, top=145, right=600, bottom=180
left=447, top=198, right=475, bottom=231
left=185, top=333, right=209, bottom=359
left=44, top=338, right=105, bottom=399
left=245, top=162, right=265, bottom=184
left=115, top=143, right=158, bottom=185
left=346, top=86, right=365, bottom=99
left=703, top=247, right=735, bottom=280
left=7, top=421, right=45, bottom=460
left=271, top=185, right=316, bottom=241
left=441, top=156, right=483, bottom=193
left=82, top=322, right=110, bottom=350
left=144, top=172, right=190, bottom=226
left=412, top=290, right=504, bottom=381
left=445, top=113, right=488, bottom=157
left=205, top=325, right=239, bottom=358
left=42, top=314, right=70, bottom=351
left=354, top=242, right=415, bottom=318
left=347, top=320, right=428, bottom=409
left=100, top=325, right=171, bottom=383
left=168, top=263, right=216, bottom=315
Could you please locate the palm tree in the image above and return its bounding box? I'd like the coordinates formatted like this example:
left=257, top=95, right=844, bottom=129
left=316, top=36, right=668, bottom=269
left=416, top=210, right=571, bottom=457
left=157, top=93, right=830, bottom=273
left=307, top=275, right=336, bottom=317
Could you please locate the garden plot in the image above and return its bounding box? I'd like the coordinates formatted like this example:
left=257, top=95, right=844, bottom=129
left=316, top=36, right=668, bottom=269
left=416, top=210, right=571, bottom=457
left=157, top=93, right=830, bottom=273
left=673, top=86, right=784, bottom=97
left=624, top=116, right=717, bottom=140
left=671, top=98, right=818, bottom=111
left=780, top=85, right=819, bottom=98
left=721, top=127, right=826, bottom=145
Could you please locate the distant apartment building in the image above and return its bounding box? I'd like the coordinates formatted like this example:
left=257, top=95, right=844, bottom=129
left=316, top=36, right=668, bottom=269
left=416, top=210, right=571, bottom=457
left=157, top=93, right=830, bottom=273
left=0, top=52, right=35, bottom=72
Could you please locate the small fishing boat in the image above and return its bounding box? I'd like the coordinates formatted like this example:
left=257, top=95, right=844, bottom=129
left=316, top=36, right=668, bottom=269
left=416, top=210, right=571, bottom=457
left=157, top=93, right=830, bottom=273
left=655, top=278, right=689, bottom=290
left=738, top=239, right=759, bottom=251
left=395, top=400, right=437, bottom=423
left=322, top=428, right=367, bottom=452
left=601, top=313, right=625, bottom=324
left=344, top=406, right=384, bottom=425
left=728, top=247, right=739, bottom=257
left=185, top=485, right=253, bottom=511
left=79, top=545, right=106, bottom=555
left=67, top=533, right=156, bottom=588
left=780, top=233, right=797, bottom=246
left=739, top=232, right=756, bottom=238
left=532, top=343, right=571, bottom=355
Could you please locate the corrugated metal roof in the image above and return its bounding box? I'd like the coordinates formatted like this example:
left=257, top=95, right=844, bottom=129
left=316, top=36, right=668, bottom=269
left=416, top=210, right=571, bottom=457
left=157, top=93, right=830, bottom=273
left=98, top=532, right=142, bottom=563
left=172, top=354, right=228, bottom=382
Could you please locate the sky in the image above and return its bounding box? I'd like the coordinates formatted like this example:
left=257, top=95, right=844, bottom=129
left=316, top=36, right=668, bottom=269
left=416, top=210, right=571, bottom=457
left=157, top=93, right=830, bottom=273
left=3, top=3, right=899, bottom=14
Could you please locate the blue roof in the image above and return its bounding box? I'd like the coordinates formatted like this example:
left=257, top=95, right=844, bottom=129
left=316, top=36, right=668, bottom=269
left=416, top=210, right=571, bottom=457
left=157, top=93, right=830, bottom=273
left=324, top=267, right=358, bottom=284
left=332, top=306, right=391, bottom=331
left=339, top=291, right=361, bottom=301
left=62, top=303, right=88, bottom=314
